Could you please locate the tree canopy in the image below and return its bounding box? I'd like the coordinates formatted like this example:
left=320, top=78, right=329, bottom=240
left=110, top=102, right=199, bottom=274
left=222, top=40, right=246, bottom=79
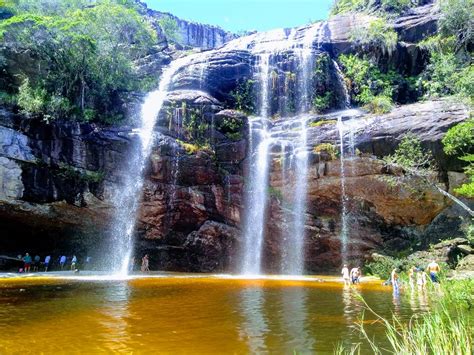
left=0, top=0, right=158, bottom=123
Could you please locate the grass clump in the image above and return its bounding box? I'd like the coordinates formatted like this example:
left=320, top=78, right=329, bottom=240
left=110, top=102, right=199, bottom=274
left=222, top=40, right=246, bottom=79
left=351, top=17, right=398, bottom=55
left=313, top=143, right=337, bottom=160
left=309, top=119, right=337, bottom=127
left=336, top=279, right=474, bottom=354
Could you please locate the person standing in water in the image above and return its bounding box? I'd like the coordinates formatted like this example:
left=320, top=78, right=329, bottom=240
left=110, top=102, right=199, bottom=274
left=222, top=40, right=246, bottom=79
left=417, top=268, right=428, bottom=289
left=23, top=253, right=32, bottom=273
left=71, top=255, right=77, bottom=271
left=391, top=268, right=400, bottom=292
left=59, top=255, right=66, bottom=270
left=426, top=260, right=441, bottom=283
left=350, top=267, right=361, bottom=284
left=141, top=254, right=150, bottom=272
left=341, top=264, right=350, bottom=285
left=33, top=255, right=41, bottom=272
left=44, top=255, right=51, bottom=271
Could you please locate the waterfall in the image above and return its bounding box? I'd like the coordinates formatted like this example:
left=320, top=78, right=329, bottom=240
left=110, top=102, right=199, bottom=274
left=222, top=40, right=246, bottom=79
left=108, top=56, right=192, bottom=275
left=333, top=60, right=351, bottom=109
left=240, top=54, right=272, bottom=275
left=283, top=116, right=309, bottom=275
left=280, top=25, right=319, bottom=275
left=337, top=117, right=349, bottom=263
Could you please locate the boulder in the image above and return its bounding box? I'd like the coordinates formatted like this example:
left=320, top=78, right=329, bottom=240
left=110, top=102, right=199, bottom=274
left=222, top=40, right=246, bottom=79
left=183, top=220, right=241, bottom=272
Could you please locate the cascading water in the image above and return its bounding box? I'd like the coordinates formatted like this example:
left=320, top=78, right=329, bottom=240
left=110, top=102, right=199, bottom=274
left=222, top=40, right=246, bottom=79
left=280, top=24, right=320, bottom=274
left=240, top=54, right=272, bottom=275
left=337, top=117, right=349, bottom=263
left=240, top=23, right=325, bottom=275
left=333, top=60, right=351, bottom=109
left=108, top=56, right=193, bottom=275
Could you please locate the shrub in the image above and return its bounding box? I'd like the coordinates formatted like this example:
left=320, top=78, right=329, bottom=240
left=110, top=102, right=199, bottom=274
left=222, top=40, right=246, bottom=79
left=351, top=18, right=398, bottom=54
left=364, top=256, right=403, bottom=279
left=17, top=78, right=47, bottom=116
left=363, top=94, right=393, bottom=114
left=230, top=79, right=256, bottom=114
left=384, top=133, right=435, bottom=176
left=268, top=186, right=283, bottom=200
left=439, top=0, right=474, bottom=51
left=309, top=119, right=337, bottom=127
left=330, top=0, right=370, bottom=15
left=313, top=143, right=337, bottom=160
left=0, top=1, right=157, bottom=124
left=158, top=16, right=180, bottom=43
left=312, top=92, right=333, bottom=112
left=338, top=54, right=406, bottom=111
left=443, top=120, right=474, bottom=197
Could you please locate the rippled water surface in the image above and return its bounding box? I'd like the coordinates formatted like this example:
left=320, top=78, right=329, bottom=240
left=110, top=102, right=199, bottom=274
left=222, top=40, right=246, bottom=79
left=0, top=274, right=430, bottom=353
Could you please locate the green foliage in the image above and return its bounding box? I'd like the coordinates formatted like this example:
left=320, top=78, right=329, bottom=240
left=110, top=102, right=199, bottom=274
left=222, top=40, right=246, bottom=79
left=417, top=0, right=473, bottom=105
left=313, top=143, right=337, bottom=160
left=230, top=79, right=256, bottom=114
left=363, top=94, right=393, bottom=114
left=351, top=18, right=398, bottom=54
left=330, top=0, right=369, bottom=15
left=338, top=54, right=403, bottom=112
left=268, top=186, right=283, bottom=200
left=0, top=0, right=157, bottom=124
left=57, top=163, right=105, bottom=183
left=443, top=120, right=474, bottom=197
left=309, top=119, right=337, bottom=127
left=384, top=133, right=435, bottom=176
left=364, top=256, right=403, bottom=279
left=312, top=92, right=333, bottom=112
left=311, top=54, right=337, bottom=112
left=331, top=0, right=413, bottom=15
left=439, top=0, right=474, bottom=51
left=442, top=119, right=474, bottom=156
left=380, top=0, right=411, bottom=13
left=158, top=16, right=180, bottom=43
left=0, top=90, right=16, bottom=105
left=17, top=78, right=47, bottom=116
left=216, top=115, right=244, bottom=141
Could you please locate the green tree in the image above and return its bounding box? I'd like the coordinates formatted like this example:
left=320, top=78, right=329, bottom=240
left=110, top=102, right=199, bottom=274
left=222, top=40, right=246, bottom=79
left=158, top=16, right=180, bottom=43
left=0, top=0, right=157, bottom=123
left=439, top=0, right=474, bottom=51
left=443, top=120, right=474, bottom=198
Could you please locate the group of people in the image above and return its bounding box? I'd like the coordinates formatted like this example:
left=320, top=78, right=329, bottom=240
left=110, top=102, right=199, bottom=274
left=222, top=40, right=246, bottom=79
left=341, top=259, right=442, bottom=292
left=341, top=264, right=362, bottom=285
left=390, top=260, right=441, bottom=292
left=18, top=253, right=91, bottom=273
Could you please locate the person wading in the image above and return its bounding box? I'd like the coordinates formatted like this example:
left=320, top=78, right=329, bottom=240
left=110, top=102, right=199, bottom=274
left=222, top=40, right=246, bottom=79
left=341, top=264, right=350, bottom=285
left=426, top=260, right=441, bottom=283
left=141, top=254, right=150, bottom=273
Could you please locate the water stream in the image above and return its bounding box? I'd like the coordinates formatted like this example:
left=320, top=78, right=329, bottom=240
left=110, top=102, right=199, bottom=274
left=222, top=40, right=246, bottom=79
left=337, top=117, right=349, bottom=263
left=240, top=54, right=272, bottom=275
left=108, top=56, right=193, bottom=275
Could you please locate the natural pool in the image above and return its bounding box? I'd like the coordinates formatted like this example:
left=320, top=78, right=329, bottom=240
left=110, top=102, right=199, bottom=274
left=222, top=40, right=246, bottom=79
left=0, top=274, right=430, bottom=353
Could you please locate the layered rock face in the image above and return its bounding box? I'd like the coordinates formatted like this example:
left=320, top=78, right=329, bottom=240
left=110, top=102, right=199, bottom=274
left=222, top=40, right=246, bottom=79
left=1, top=1, right=472, bottom=273
left=136, top=0, right=236, bottom=50
left=1, top=99, right=470, bottom=271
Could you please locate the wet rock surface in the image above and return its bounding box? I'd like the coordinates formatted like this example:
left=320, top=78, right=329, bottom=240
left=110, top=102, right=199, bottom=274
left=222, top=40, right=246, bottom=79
left=1, top=1, right=472, bottom=273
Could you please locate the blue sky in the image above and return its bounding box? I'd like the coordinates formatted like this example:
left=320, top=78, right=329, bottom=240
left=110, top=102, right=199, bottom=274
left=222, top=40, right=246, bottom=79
left=144, top=0, right=334, bottom=32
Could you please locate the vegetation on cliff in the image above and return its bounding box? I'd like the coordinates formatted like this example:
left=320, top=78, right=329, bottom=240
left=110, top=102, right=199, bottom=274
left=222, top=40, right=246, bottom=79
left=333, top=0, right=473, bottom=113
left=443, top=119, right=474, bottom=197
left=0, top=0, right=158, bottom=124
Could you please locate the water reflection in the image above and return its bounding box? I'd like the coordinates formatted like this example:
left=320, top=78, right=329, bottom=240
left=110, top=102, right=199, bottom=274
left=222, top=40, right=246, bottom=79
left=98, top=281, right=132, bottom=351
left=239, top=286, right=269, bottom=353
left=280, top=286, right=314, bottom=352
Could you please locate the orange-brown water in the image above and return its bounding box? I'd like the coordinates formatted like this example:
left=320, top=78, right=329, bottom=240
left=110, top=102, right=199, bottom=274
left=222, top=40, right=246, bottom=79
left=0, top=274, right=429, bottom=353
